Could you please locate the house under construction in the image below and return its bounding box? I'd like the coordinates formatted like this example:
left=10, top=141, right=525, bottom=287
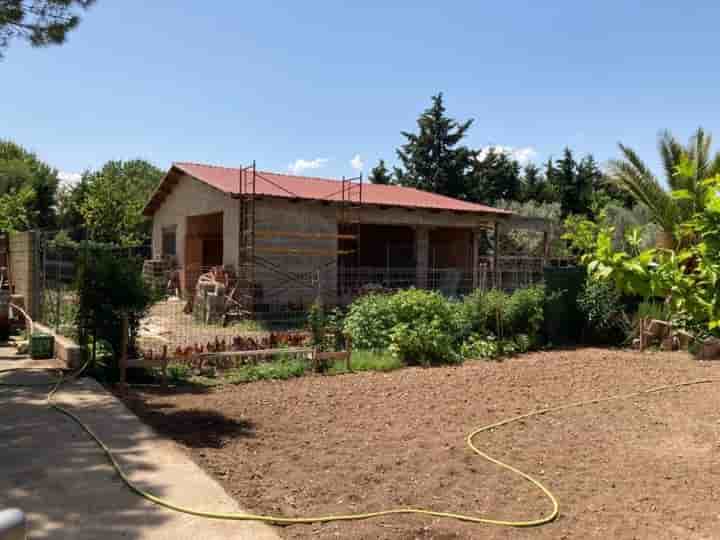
left=142, top=162, right=554, bottom=322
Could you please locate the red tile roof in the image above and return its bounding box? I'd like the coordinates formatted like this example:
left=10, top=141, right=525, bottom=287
left=144, top=161, right=510, bottom=216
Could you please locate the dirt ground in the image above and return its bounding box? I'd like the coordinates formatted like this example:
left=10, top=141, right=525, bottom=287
left=120, top=349, right=720, bottom=540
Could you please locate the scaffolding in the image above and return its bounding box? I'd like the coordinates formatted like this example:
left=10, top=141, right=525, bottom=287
left=236, top=162, right=363, bottom=318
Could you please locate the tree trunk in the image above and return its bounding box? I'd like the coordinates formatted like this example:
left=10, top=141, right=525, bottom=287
left=656, top=230, right=674, bottom=249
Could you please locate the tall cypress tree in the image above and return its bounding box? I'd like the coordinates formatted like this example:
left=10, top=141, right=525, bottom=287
left=394, top=93, right=475, bottom=199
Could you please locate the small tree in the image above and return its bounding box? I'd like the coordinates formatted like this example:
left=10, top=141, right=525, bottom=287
left=76, top=244, right=151, bottom=380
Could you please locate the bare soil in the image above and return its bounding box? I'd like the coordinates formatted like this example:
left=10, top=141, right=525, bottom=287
left=120, top=349, right=720, bottom=540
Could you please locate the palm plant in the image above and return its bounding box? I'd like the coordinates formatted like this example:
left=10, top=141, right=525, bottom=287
left=608, top=128, right=720, bottom=245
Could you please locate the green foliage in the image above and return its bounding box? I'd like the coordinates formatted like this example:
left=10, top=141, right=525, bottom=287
left=0, top=140, right=59, bottom=229
left=75, top=244, right=153, bottom=379
left=472, top=147, right=521, bottom=204
left=80, top=159, right=163, bottom=246
left=368, top=159, right=393, bottom=185
left=344, top=288, right=462, bottom=365
left=0, top=184, right=34, bottom=232
left=394, top=93, right=476, bottom=200
left=459, top=286, right=545, bottom=344
left=343, top=292, right=397, bottom=351
left=307, top=300, right=345, bottom=352
left=334, top=350, right=403, bottom=373
left=0, top=0, right=95, bottom=56
left=226, top=358, right=307, bottom=384
left=166, top=363, right=192, bottom=384
left=577, top=277, right=629, bottom=343
left=608, top=128, right=720, bottom=239
left=389, top=320, right=461, bottom=366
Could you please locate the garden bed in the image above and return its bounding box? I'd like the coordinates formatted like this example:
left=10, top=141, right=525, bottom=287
left=119, top=349, right=720, bottom=539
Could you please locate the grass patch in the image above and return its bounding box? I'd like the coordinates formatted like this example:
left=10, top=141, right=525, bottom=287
left=225, top=357, right=308, bottom=384
left=330, top=350, right=404, bottom=374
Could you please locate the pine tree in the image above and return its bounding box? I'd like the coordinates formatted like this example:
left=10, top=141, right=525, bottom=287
left=0, top=1, right=95, bottom=58
left=368, top=159, right=393, bottom=185
left=519, top=163, right=544, bottom=202
left=471, top=148, right=521, bottom=204
left=394, top=93, right=475, bottom=199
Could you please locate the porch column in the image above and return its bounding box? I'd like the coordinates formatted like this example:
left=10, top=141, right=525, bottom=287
left=471, top=229, right=481, bottom=290
left=414, top=226, right=429, bottom=289
left=493, top=221, right=500, bottom=289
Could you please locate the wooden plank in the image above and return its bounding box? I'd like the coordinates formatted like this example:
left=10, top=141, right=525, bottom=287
left=254, top=230, right=357, bottom=241
left=313, top=351, right=350, bottom=361
left=254, top=247, right=355, bottom=256
left=195, top=347, right=313, bottom=359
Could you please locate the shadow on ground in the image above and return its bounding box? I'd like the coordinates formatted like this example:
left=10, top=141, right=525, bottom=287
left=0, top=371, right=173, bottom=540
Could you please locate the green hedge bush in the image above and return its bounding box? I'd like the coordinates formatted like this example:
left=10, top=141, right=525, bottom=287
left=344, top=286, right=545, bottom=365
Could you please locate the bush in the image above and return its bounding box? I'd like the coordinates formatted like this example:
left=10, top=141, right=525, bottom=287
left=344, top=289, right=462, bottom=365
left=459, top=286, right=545, bottom=346
left=577, top=277, right=629, bottom=344
left=343, top=293, right=396, bottom=351
left=75, top=244, right=152, bottom=381
left=166, top=363, right=191, bottom=384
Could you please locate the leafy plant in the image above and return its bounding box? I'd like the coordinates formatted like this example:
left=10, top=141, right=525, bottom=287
left=166, top=363, right=191, bottom=384
left=226, top=358, right=307, bottom=384
left=577, top=277, right=629, bottom=344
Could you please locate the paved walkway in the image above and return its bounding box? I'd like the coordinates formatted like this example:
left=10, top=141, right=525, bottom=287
left=0, top=346, right=279, bottom=540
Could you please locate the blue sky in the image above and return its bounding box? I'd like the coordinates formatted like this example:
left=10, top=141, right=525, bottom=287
left=3, top=1, right=720, bottom=184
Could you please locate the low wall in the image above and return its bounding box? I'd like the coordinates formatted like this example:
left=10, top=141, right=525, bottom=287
left=33, top=322, right=82, bottom=369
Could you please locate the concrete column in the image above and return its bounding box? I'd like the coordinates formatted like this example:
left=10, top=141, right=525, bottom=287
left=471, top=229, right=481, bottom=290
left=415, top=226, right=429, bottom=289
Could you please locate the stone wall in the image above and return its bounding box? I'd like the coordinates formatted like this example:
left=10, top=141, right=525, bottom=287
left=8, top=231, right=41, bottom=320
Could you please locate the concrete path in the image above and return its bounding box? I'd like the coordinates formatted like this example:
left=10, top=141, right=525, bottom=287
left=0, top=347, right=280, bottom=540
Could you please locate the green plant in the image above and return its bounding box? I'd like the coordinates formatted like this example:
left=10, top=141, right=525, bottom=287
left=343, top=293, right=396, bottom=351
left=329, top=350, right=403, bottom=374
left=608, top=128, right=720, bottom=240
left=388, top=320, right=461, bottom=366
left=577, top=277, right=629, bottom=344
left=166, top=363, right=191, bottom=384
left=75, top=243, right=152, bottom=380
left=226, top=358, right=307, bottom=384
left=460, top=334, right=499, bottom=360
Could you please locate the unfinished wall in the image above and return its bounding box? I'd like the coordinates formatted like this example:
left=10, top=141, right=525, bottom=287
left=8, top=231, right=41, bottom=320
left=151, top=173, right=240, bottom=267
left=254, top=199, right=338, bottom=307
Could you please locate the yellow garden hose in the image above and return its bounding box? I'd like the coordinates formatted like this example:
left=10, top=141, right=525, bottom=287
left=2, top=363, right=719, bottom=528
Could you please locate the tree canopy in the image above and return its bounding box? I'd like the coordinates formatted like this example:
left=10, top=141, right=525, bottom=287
left=79, top=159, right=162, bottom=246
left=0, top=0, right=95, bottom=57
left=0, top=139, right=59, bottom=230
left=394, top=93, right=476, bottom=200
left=368, top=159, right=393, bottom=185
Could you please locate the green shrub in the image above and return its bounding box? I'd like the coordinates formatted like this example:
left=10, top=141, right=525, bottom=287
left=577, top=277, right=629, bottom=344
left=389, top=320, right=461, bottom=365
left=505, top=286, right=545, bottom=340
left=343, top=293, right=396, bottom=350
left=460, top=334, right=499, bottom=359
left=459, top=286, right=545, bottom=346
left=226, top=358, right=307, bottom=384
left=166, top=363, right=191, bottom=384
left=329, top=350, right=403, bottom=374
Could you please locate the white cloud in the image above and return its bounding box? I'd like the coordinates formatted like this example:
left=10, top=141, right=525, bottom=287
left=58, top=171, right=82, bottom=186
left=350, top=154, right=364, bottom=171
left=288, top=158, right=329, bottom=175
left=478, top=146, right=538, bottom=165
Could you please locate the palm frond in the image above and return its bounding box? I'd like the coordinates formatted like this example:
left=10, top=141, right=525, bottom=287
left=658, top=130, right=685, bottom=187
left=608, top=143, right=680, bottom=233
